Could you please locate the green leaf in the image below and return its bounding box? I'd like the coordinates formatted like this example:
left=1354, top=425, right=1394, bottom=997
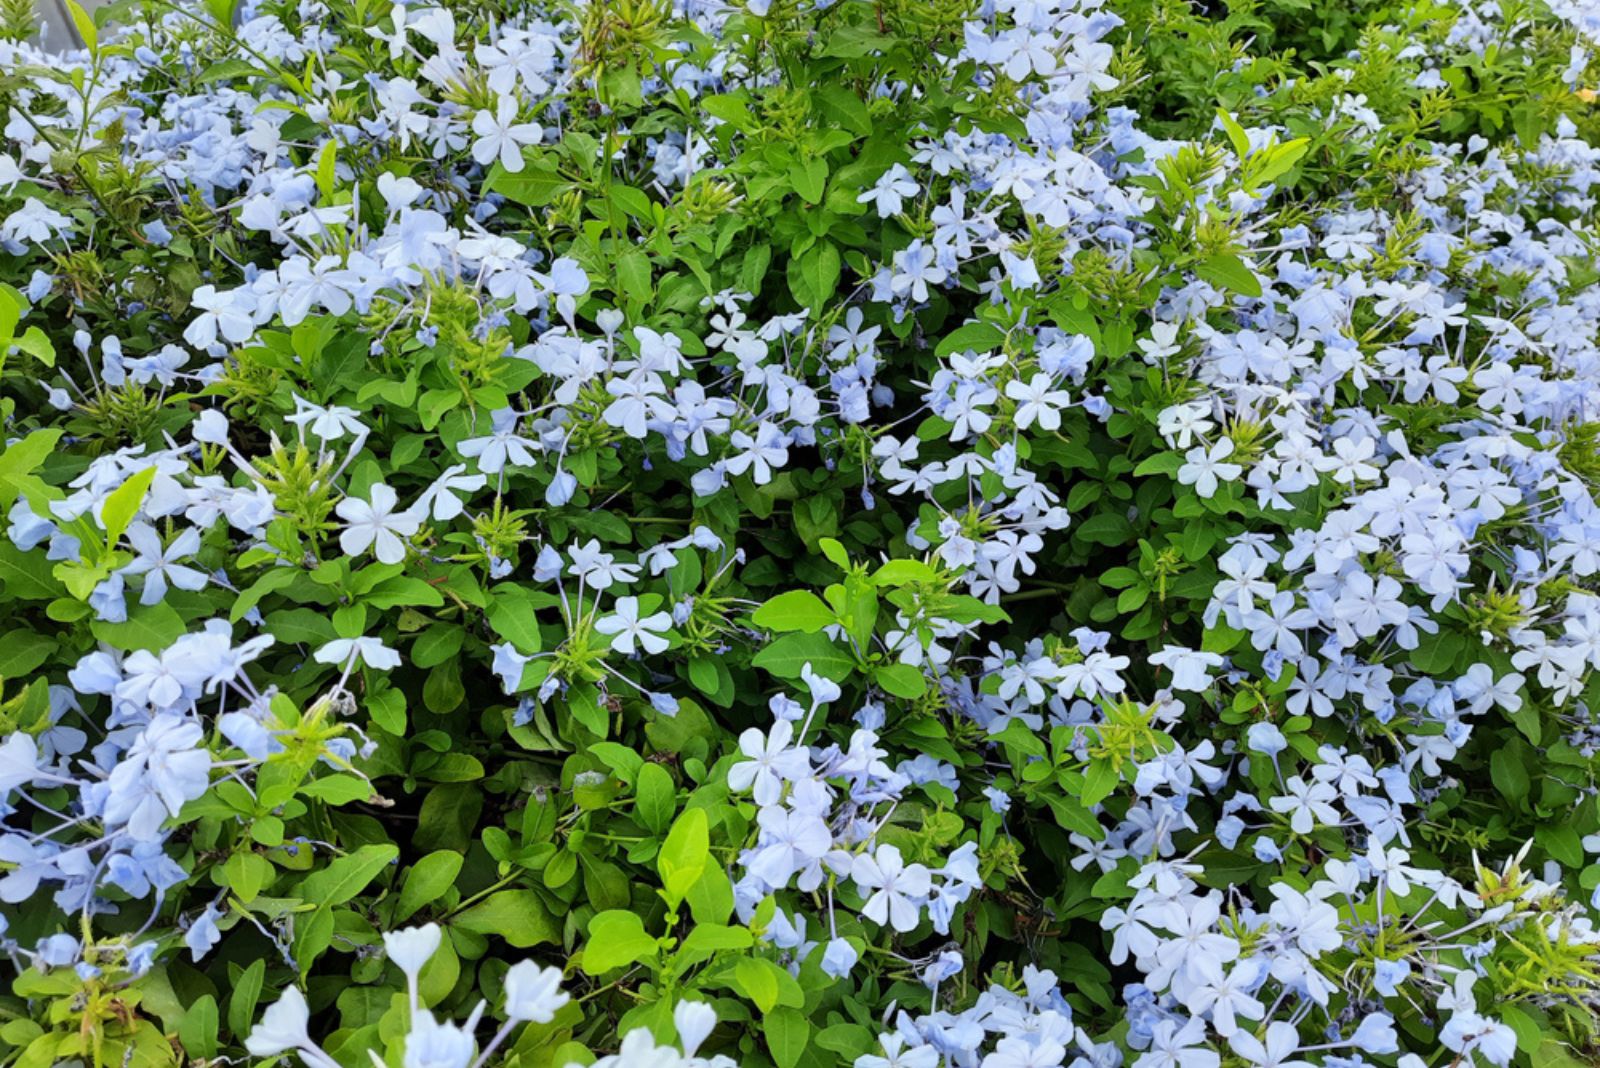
left=678, top=923, right=753, bottom=957
left=265, top=607, right=339, bottom=646
left=411, top=624, right=463, bottom=668
left=688, top=654, right=727, bottom=699
left=198, top=57, right=264, bottom=83
left=202, top=0, right=239, bottom=31
left=1132, top=452, right=1182, bottom=477
left=581, top=910, right=658, bottom=974
left=486, top=157, right=569, bottom=207
left=701, top=93, right=758, bottom=133
left=298, top=844, right=398, bottom=907
left=590, top=741, right=643, bottom=784
left=819, top=26, right=898, bottom=57
left=227, top=960, right=265, bottom=1041
left=1045, top=792, right=1104, bottom=840
left=0, top=429, right=61, bottom=513
left=397, top=851, right=464, bottom=923
left=815, top=1022, right=873, bottom=1057
left=101, top=466, right=158, bottom=549
left=751, top=631, right=854, bottom=681
left=368, top=686, right=406, bottom=735
left=935, top=321, right=1006, bottom=357
left=65, top=0, right=96, bottom=51
left=686, top=862, right=735, bottom=926
left=787, top=241, right=840, bottom=309
left=1490, top=747, right=1529, bottom=803
left=1100, top=567, right=1141, bottom=590
left=177, top=994, right=218, bottom=1061
left=567, top=683, right=609, bottom=737
left=818, top=537, right=850, bottom=570
left=873, top=663, right=926, bottom=699
left=836, top=573, right=878, bottom=652
left=1252, top=138, right=1310, bottom=187
left=734, top=957, right=779, bottom=1012
left=610, top=184, right=656, bottom=221
left=751, top=590, right=835, bottom=633
left=1497, top=1004, right=1541, bottom=1056
left=788, top=158, right=827, bottom=203
left=223, top=853, right=273, bottom=904
left=872, top=559, right=937, bottom=586
left=1410, top=632, right=1465, bottom=675
left=293, top=906, right=336, bottom=975
left=634, top=763, right=676, bottom=835
left=314, top=140, right=338, bottom=202
left=90, top=602, right=186, bottom=653
left=1079, top=760, right=1120, bottom=808
left=453, top=890, right=560, bottom=948
left=739, top=243, right=771, bottom=294
left=766, top=1007, right=809, bottom=1068
left=1507, top=701, right=1542, bottom=745
left=1215, top=108, right=1251, bottom=159
left=617, top=249, right=653, bottom=304
left=0, top=288, right=15, bottom=349
left=1074, top=513, right=1134, bottom=546
left=1536, top=1040, right=1592, bottom=1068
left=0, top=632, right=54, bottom=678
left=658, top=808, right=709, bottom=907
left=1536, top=822, right=1584, bottom=868
left=298, top=774, right=372, bottom=805
left=13, top=326, right=54, bottom=368
left=0, top=544, right=61, bottom=600
left=364, top=576, right=446, bottom=609
left=813, top=85, right=872, bottom=137
left=230, top=568, right=298, bottom=623
left=1194, top=253, right=1262, bottom=298
left=733, top=957, right=801, bottom=1011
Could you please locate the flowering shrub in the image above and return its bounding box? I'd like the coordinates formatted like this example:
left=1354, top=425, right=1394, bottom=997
left=2, top=0, right=1600, bottom=1065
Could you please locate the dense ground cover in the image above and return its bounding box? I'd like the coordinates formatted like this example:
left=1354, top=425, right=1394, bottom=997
left=1, top=0, right=1600, bottom=1065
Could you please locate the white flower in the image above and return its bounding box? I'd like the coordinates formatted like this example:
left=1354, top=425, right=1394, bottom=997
left=857, top=164, right=919, bottom=218
left=595, top=596, right=673, bottom=655
left=1134, top=1017, right=1217, bottom=1068
left=851, top=844, right=931, bottom=933
left=1269, top=777, right=1339, bottom=835
left=403, top=1009, right=477, bottom=1068
left=1229, top=1021, right=1306, bottom=1068
left=1138, top=320, right=1183, bottom=364
left=417, top=464, right=487, bottom=522
left=245, top=987, right=312, bottom=1057
left=314, top=637, right=402, bottom=672
left=673, top=1000, right=717, bottom=1058
left=471, top=96, right=543, bottom=172
left=192, top=409, right=229, bottom=445
left=0, top=733, right=41, bottom=795
left=0, top=153, right=24, bottom=194
left=1177, top=438, right=1242, bottom=498
left=1149, top=646, right=1225, bottom=692
left=856, top=1033, right=939, bottom=1068
left=727, top=720, right=809, bottom=805
left=1157, top=401, right=1212, bottom=448
left=502, top=960, right=569, bottom=1022
left=366, top=2, right=411, bottom=60
left=336, top=483, right=421, bottom=564
left=1004, top=372, right=1072, bottom=431
left=1, top=197, right=70, bottom=245
left=725, top=422, right=789, bottom=485
left=383, top=924, right=442, bottom=984
left=183, top=285, right=257, bottom=349
left=286, top=394, right=367, bottom=442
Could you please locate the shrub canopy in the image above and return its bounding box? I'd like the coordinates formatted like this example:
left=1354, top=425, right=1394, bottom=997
left=1, top=0, right=1600, bottom=1067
